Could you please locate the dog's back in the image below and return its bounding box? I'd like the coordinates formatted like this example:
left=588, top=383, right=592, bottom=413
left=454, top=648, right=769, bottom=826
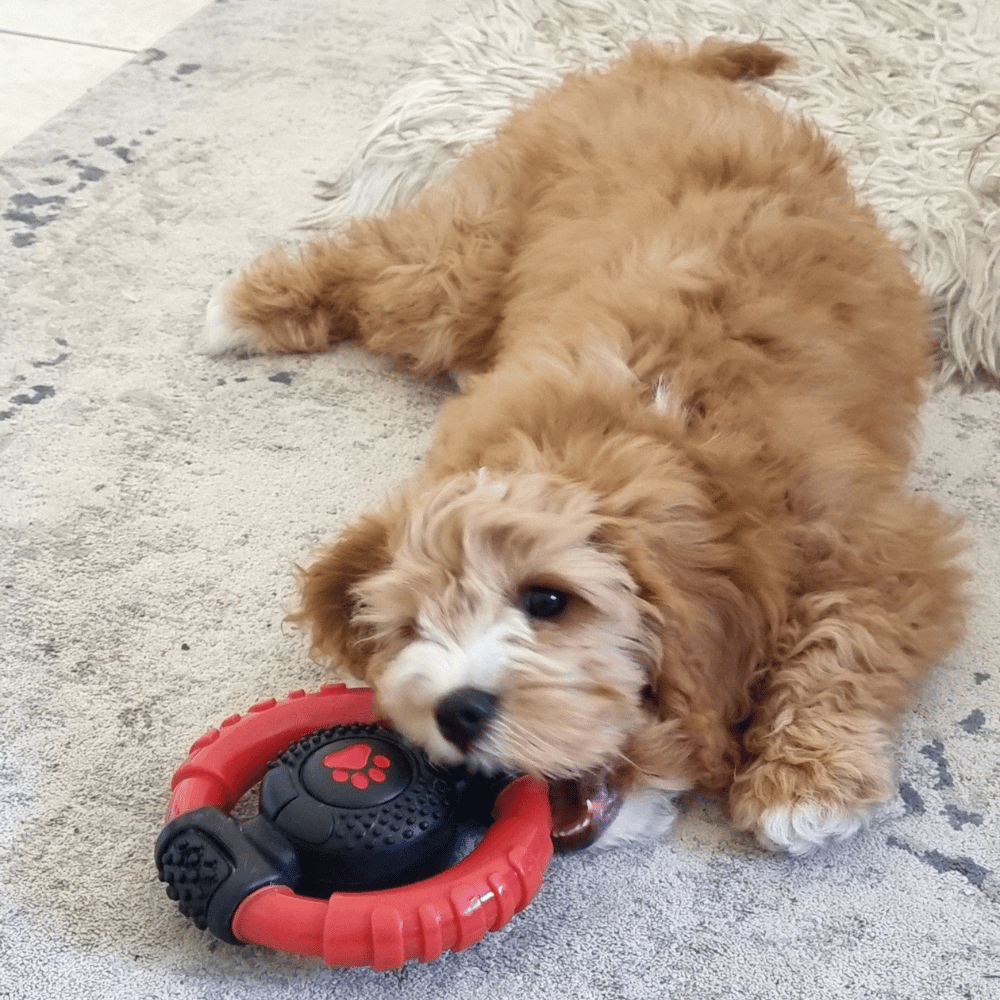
left=491, top=42, right=930, bottom=475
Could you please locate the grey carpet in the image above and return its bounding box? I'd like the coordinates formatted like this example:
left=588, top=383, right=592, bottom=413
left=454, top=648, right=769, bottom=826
left=1, top=1, right=998, bottom=997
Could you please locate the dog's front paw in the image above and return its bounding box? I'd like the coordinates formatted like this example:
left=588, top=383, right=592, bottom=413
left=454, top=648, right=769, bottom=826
left=199, top=276, right=268, bottom=356
left=746, top=801, right=869, bottom=856
left=730, top=755, right=889, bottom=855
left=593, top=785, right=680, bottom=849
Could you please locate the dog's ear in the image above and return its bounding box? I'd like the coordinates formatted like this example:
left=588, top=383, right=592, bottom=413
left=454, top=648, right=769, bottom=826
left=288, top=512, right=392, bottom=679
left=597, top=512, right=773, bottom=789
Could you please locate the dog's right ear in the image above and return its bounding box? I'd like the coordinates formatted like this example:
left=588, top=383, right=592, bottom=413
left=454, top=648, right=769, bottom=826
left=288, top=512, right=392, bottom=679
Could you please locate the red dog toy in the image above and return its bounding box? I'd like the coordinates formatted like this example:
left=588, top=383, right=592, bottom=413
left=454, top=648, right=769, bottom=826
left=155, top=685, right=553, bottom=970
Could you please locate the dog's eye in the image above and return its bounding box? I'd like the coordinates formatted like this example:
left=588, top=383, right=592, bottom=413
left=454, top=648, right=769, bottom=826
left=519, top=586, right=570, bottom=619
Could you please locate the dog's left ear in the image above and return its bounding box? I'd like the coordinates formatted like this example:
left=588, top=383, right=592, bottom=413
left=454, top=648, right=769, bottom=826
left=288, top=512, right=392, bottom=679
left=596, top=511, right=777, bottom=789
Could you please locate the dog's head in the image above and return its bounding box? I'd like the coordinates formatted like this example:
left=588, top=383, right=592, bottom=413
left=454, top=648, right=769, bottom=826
left=292, top=465, right=772, bottom=788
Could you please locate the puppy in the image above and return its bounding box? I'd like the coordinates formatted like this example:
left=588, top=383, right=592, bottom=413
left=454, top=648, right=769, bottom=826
left=204, top=41, right=966, bottom=855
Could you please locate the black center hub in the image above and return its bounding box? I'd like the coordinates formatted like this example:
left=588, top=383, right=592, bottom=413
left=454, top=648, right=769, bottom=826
left=260, top=723, right=458, bottom=896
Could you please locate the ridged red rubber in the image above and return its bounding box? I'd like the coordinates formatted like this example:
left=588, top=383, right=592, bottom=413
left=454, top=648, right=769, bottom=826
left=164, top=685, right=380, bottom=823
left=231, top=776, right=553, bottom=970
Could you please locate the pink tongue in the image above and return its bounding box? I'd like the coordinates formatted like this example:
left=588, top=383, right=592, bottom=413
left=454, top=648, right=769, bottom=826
left=323, top=743, right=373, bottom=770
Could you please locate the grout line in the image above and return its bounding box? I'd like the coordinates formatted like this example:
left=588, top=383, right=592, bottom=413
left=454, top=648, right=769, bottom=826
left=0, top=28, right=139, bottom=54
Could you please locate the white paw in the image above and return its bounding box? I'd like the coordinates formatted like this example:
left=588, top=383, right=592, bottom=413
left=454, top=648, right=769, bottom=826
left=593, top=786, right=680, bottom=849
left=754, top=802, right=869, bottom=856
left=199, top=277, right=266, bottom=356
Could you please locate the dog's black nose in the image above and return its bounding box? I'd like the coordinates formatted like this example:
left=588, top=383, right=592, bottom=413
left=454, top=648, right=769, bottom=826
left=434, top=687, right=498, bottom=753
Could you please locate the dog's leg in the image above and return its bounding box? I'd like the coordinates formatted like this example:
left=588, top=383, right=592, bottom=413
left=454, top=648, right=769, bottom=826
left=729, top=496, right=965, bottom=855
left=202, top=149, right=516, bottom=375
left=593, top=784, right=682, bottom=849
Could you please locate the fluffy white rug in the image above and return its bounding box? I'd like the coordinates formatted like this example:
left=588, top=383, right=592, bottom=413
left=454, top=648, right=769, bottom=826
left=302, top=0, right=1000, bottom=384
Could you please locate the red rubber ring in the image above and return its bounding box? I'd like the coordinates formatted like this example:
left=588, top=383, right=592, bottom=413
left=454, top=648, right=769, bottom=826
left=165, top=684, right=381, bottom=823
left=164, top=685, right=554, bottom=969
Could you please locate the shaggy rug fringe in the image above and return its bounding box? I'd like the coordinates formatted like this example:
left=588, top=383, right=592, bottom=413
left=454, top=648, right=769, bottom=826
left=300, top=0, right=1000, bottom=385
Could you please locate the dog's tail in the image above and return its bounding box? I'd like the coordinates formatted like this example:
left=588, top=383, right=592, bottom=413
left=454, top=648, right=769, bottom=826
left=689, top=39, right=792, bottom=80
left=629, top=39, right=792, bottom=82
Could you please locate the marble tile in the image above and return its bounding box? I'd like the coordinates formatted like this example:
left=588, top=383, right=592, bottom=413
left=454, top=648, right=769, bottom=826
left=0, top=0, right=210, bottom=155
left=0, top=0, right=211, bottom=51
left=0, top=33, right=127, bottom=153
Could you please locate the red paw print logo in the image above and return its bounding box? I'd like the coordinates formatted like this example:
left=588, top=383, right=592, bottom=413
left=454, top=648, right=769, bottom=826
left=322, top=743, right=392, bottom=791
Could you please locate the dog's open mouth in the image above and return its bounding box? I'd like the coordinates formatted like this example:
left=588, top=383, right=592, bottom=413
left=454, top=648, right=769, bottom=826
left=547, top=770, right=626, bottom=851
left=456, top=765, right=627, bottom=851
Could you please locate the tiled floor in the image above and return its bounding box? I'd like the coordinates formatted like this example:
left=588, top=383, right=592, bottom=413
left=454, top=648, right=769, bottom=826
left=0, top=0, right=212, bottom=155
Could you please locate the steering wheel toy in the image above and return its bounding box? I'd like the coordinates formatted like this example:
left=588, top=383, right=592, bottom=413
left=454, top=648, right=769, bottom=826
left=155, top=685, right=554, bottom=970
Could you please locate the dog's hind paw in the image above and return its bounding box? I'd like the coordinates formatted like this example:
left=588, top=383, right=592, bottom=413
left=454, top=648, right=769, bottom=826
left=199, top=277, right=267, bottom=356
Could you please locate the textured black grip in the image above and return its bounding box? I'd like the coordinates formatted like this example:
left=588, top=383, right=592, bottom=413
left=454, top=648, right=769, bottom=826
left=155, top=807, right=299, bottom=944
